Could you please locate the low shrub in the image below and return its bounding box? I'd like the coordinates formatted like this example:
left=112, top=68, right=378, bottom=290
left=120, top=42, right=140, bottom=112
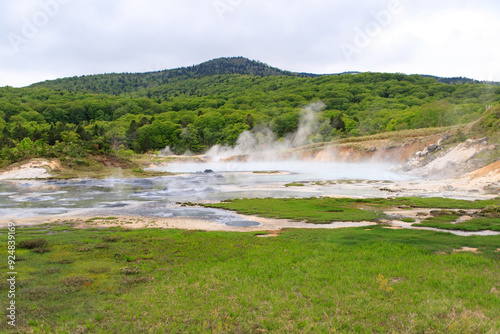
left=102, top=235, right=122, bottom=243
left=31, top=247, right=50, bottom=254
left=121, top=266, right=141, bottom=275
left=61, top=276, right=92, bottom=288
left=19, top=238, right=48, bottom=249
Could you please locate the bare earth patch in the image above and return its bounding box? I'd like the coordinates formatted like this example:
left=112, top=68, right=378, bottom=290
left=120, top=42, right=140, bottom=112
left=453, top=247, right=481, bottom=253
left=0, top=159, right=59, bottom=180
left=465, top=160, right=500, bottom=181
left=255, top=230, right=281, bottom=237
left=1, top=212, right=377, bottom=233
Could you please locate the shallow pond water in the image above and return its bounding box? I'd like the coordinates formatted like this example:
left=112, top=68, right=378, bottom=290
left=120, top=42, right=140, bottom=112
left=0, top=161, right=409, bottom=221
left=0, top=161, right=497, bottom=234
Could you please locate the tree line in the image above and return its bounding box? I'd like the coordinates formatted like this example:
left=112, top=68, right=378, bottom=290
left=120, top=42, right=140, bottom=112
left=1, top=70, right=499, bottom=166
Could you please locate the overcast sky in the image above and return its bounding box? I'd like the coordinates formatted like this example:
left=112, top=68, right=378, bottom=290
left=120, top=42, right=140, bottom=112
left=1, top=0, right=499, bottom=87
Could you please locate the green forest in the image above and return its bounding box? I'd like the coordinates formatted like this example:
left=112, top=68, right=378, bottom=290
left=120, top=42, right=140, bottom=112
left=1, top=57, right=499, bottom=167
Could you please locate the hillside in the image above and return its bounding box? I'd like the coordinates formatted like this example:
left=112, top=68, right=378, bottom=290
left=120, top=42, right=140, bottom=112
left=28, top=57, right=317, bottom=95
left=1, top=57, right=499, bottom=170
left=28, top=57, right=498, bottom=97
left=420, top=75, right=500, bottom=86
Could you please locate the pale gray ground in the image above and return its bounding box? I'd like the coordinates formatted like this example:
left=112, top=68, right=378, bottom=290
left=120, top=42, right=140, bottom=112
left=0, top=160, right=498, bottom=236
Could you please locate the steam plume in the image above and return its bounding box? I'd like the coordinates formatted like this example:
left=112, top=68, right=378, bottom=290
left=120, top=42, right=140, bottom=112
left=206, top=101, right=326, bottom=161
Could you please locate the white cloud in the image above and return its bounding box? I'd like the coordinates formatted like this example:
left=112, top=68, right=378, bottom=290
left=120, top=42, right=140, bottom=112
left=380, top=5, right=500, bottom=80
left=0, top=0, right=499, bottom=87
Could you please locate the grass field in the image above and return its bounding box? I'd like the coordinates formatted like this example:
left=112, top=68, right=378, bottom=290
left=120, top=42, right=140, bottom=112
left=203, top=197, right=500, bottom=225
left=1, top=221, right=499, bottom=333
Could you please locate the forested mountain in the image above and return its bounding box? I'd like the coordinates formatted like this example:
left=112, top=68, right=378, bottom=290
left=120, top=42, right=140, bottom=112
left=29, top=57, right=497, bottom=96
left=1, top=58, right=499, bottom=167
left=420, top=75, right=499, bottom=86
left=29, top=57, right=317, bottom=95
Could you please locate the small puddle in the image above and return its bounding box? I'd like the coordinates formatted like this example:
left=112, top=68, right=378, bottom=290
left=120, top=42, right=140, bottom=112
left=147, top=207, right=260, bottom=227
left=224, top=220, right=260, bottom=227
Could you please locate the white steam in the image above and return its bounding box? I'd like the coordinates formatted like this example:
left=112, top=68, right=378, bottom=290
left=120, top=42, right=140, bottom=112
left=158, top=146, right=174, bottom=156
left=207, top=101, right=326, bottom=161
left=290, top=101, right=324, bottom=147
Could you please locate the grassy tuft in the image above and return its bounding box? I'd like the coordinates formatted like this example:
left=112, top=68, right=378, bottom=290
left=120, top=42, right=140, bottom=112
left=61, top=275, right=92, bottom=288
left=416, top=217, right=500, bottom=232
left=30, top=247, right=51, bottom=254
left=18, top=238, right=48, bottom=249
left=285, top=182, right=305, bottom=187
left=121, top=266, right=141, bottom=275
left=102, top=235, right=122, bottom=242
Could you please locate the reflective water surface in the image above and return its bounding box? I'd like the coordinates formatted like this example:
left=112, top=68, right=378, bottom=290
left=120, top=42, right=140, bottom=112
left=1, top=161, right=497, bottom=234
left=1, top=161, right=408, bottom=219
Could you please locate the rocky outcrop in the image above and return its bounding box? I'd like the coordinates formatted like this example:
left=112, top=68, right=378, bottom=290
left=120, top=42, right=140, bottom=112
left=217, top=134, right=441, bottom=163
left=402, top=135, right=497, bottom=178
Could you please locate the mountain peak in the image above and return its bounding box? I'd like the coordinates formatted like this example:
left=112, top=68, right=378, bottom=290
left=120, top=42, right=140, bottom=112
left=29, top=56, right=317, bottom=94
left=185, top=56, right=294, bottom=76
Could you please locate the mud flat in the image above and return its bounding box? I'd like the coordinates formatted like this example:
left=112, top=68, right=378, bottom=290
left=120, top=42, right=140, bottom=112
left=0, top=212, right=377, bottom=233
left=0, top=148, right=498, bottom=235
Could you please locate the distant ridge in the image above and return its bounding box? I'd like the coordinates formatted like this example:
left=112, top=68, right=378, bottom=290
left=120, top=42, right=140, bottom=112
left=29, top=57, right=318, bottom=95
left=419, top=74, right=499, bottom=85
left=29, top=56, right=499, bottom=95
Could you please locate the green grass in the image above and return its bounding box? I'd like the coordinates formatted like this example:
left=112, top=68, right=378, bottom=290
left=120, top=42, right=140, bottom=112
left=252, top=171, right=281, bottom=174
left=284, top=182, right=305, bottom=187
left=423, top=215, right=462, bottom=223
left=206, top=197, right=382, bottom=223
left=204, top=197, right=500, bottom=225
left=409, top=205, right=500, bottom=232
left=371, top=197, right=500, bottom=210
left=85, top=217, right=119, bottom=222
left=416, top=217, right=500, bottom=232
left=1, top=224, right=499, bottom=333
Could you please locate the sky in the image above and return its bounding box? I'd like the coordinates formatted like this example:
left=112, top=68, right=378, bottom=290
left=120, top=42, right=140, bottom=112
left=1, top=0, right=499, bottom=87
